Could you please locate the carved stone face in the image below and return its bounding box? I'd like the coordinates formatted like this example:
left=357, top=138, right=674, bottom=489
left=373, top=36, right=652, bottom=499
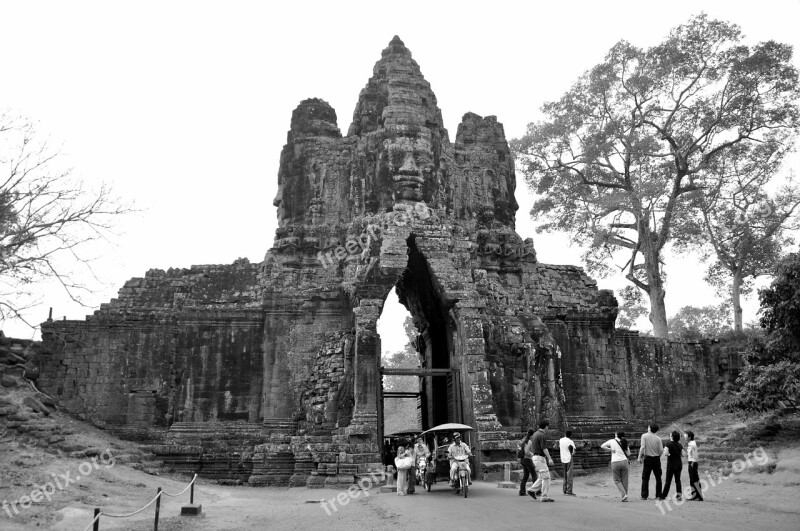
left=382, top=134, right=434, bottom=202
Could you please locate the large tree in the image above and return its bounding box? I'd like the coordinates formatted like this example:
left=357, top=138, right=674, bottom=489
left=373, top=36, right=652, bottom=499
left=676, top=140, right=800, bottom=332
left=667, top=303, right=732, bottom=341
left=0, top=112, right=131, bottom=328
left=513, top=14, right=800, bottom=337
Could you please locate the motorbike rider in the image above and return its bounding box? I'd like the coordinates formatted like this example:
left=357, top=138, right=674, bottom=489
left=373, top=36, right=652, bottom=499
left=412, top=437, right=430, bottom=484
left=413, top=437, right=430, bottom=467
left=447, top=432, right=472, bottom=486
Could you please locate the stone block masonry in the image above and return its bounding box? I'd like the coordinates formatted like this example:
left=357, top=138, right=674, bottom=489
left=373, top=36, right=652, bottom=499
left=36, top=36, right=722, bottom=486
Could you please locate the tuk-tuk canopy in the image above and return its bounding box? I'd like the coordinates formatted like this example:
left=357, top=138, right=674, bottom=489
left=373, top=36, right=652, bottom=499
left=420, top=423, right=474, bottom=437
left=384, top=429, right=422, bottom=439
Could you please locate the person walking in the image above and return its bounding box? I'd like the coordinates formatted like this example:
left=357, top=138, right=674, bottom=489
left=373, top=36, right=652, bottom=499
left=382, top=440, right=393, bottom=470
left=637, top=423, right=664, bottom=500
left=686, top=431, right=704, bottom=501
left=601, top=430, right=631, bottom=501
left=394, top=446, right=411, bottom=495
left=558, top=429, right=576, bottom=496
left=518, top=429, right=538, bottom=497
left=661, top=430, right=684, bottom=500
left=526, top=420, right=555, bottom=502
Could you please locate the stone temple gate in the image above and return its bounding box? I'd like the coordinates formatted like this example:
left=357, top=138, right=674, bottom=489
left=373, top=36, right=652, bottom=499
left=36, top=37, right=718, bottom=486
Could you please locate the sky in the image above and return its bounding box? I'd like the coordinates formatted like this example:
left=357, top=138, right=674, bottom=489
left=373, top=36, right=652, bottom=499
left=1, top=0, right=798, bottom=341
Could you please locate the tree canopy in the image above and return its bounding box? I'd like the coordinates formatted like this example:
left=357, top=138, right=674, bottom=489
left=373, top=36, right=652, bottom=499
left=0, top=111, right=132, bottom=329
left=513, top=13, right=800, bottom=337
left=667, top=303, right=732, bottom=341
left=675, top=140, right=800, bottom=331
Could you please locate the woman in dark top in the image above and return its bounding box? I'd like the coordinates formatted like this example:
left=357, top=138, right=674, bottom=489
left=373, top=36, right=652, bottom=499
left=518, top=429, right=538, bottom=497
left=661, top=430, right=685, bottom=500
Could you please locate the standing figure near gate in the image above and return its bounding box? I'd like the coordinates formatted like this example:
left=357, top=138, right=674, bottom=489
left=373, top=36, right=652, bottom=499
left=638, top=423, right=664, bottom=500
left=447, top=433, right=472, bottom=486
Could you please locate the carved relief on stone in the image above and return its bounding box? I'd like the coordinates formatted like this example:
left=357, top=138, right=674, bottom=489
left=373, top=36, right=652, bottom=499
left=471, top=230, right=538, bottom=265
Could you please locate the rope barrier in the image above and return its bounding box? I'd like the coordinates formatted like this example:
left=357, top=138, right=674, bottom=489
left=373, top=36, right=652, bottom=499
left=99, top=491, right=162, bottom=518
left=83, top=511, right=101, bottom=531
left=81, top=473, right=198, bottom=530
left=161, top=474, right=197, bottom=497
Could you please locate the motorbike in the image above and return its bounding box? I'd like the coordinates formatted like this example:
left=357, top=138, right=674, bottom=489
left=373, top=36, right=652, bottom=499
left=417, top=423, right=474, bottom=495
left=415, top=456, right=427, bottom=486
left=423, top=456, right=436, bottom=491
left=452, top=454, right=471, bottom=498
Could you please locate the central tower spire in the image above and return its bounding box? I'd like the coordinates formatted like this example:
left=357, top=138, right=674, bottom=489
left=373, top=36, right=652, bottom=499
left=348, top=35, right=446, bottom=137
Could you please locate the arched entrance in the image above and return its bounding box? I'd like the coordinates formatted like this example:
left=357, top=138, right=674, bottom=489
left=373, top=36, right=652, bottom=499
left=376, top=235, right=463, bottom=442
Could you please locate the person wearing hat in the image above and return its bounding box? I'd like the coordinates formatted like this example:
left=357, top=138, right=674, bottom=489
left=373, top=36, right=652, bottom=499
left=447, top=432, right=472, bottom=486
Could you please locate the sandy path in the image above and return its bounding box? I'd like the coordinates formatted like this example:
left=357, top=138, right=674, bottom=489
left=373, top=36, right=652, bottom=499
left=43, top=471, right=799, bottom=531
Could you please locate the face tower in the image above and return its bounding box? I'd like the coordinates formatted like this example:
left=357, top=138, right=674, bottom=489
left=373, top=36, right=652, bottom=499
left=37, top=37, right=718, bottom=487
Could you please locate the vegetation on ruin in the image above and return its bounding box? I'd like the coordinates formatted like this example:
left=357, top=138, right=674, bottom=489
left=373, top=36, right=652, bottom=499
left=513, top=13, right=800, bottom=338
left=0, top=111, right=133, bottom=330
left=732, top=250, right=800, bottom=411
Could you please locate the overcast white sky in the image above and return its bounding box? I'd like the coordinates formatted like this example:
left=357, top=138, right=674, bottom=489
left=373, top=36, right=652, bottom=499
left=1, top=1, right=798, bottom=341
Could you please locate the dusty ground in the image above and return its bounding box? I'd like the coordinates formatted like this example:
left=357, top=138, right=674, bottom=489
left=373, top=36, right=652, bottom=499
left=2, top=437, right=799, bottom=530
left=2, top=384, right=799, bottom=530
left=3, top=466, right=797, bottom=531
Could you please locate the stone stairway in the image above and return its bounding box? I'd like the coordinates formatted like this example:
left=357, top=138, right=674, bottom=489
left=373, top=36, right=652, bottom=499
left=147, top=421, right=269, bottom=482
left=692, top=430, right=777, bottom=479
left=565, top=415, right=647, bottom=471
left=564, top=417, right=778, bottom=479
left=481, top=429, right=564, bottom=482
left=114, top=448, right=167, bottom=475
left=477, top=428, right=521, bottom=481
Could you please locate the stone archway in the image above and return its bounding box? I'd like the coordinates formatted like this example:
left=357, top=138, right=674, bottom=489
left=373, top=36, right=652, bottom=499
left=353, top=231, right=467, bottom=443
left=395, top=234, right=460, bottom=429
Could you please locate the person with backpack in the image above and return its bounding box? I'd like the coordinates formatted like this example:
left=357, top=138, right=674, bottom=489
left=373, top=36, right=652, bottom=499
left=601, top=430, right=631, bottom=501
left=518, top=428, right=537, bottom=497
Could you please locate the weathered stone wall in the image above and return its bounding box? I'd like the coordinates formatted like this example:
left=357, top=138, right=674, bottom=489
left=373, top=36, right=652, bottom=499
left=37, top=259, right=264, bottom=430
left=34, top=36, right=725, bottom=486
left=554, top=326, right=717, bottom=421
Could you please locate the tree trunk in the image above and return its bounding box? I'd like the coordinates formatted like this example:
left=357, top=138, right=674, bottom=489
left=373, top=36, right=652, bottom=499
left=647, top=280, right=669, bottom=338
left=732, top=271, right=743, bottom=333
left=643, top=246, right=669, bottom=338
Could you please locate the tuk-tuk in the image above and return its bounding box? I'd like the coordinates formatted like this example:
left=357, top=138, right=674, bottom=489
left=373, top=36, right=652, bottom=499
left=419, top=423, right=475, bottom=492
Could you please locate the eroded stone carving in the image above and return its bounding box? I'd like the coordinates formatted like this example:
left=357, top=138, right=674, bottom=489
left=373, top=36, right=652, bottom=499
left=36, top=36, right=718, bottom=485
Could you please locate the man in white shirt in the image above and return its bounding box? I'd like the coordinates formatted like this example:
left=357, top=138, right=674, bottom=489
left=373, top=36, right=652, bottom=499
left=558, top=430, right=577, bottom=495
left=686, top=430, right=704, bottom=501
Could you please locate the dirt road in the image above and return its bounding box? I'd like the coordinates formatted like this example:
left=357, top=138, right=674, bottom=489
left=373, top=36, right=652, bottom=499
left=43, top=472, right=798, bottom=531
